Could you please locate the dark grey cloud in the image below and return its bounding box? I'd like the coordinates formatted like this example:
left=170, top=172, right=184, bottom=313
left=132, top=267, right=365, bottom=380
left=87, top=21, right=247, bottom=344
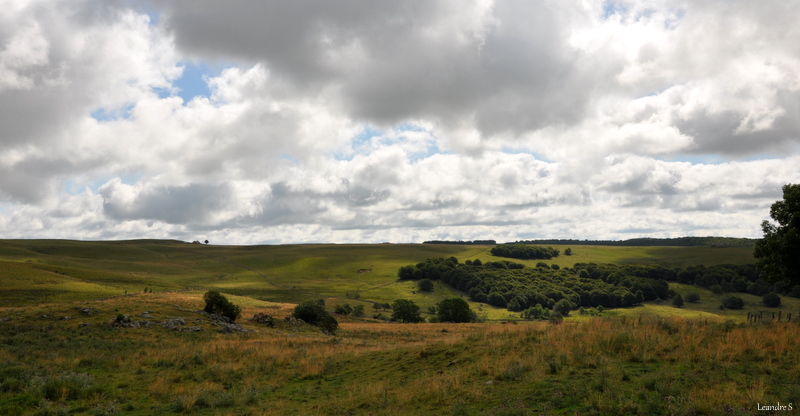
left=154, top=0, right=600, bottom=135
left=101, top=182, right=231, bottom=224
left=240, top=180, right=391, bottom=227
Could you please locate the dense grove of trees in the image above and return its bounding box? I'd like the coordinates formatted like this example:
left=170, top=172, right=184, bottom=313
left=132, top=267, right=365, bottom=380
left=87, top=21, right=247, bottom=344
left=423, top=240, right=497, bottom=245
left=755, top=183, right=800, bottom=286
left=509, top=237, right=757, bottom=247
left=397, top=257, right=800, bottom=317
left=490, top=244, right=560, bottom=260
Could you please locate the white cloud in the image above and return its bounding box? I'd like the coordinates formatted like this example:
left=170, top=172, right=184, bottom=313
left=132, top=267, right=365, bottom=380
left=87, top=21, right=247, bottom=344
left=0, top=0, right=799, bottom=243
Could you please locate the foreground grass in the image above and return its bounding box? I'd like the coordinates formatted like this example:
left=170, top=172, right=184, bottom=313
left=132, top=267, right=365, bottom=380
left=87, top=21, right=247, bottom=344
left=1, top=292, right=797, bottom=415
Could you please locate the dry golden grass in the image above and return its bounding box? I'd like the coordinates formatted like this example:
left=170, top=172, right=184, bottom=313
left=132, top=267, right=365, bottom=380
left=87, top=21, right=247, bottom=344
left=3, top=291, right=800, bottom=415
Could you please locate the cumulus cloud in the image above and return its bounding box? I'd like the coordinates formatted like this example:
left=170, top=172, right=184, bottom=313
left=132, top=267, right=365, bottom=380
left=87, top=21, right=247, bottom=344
left=0, top=0, right=799, bottom=243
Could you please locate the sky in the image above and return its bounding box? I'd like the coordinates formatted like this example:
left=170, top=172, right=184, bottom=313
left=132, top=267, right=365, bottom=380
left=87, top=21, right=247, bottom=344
left=1, top=0, right=799, bottom=244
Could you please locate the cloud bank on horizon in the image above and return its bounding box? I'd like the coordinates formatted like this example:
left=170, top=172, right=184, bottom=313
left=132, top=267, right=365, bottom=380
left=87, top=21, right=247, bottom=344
left=1, top=0, right=799, bottom=244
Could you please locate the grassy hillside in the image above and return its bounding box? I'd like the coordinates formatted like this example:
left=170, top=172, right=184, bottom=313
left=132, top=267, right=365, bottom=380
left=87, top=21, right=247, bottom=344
left=0, top=240, right=753, bottom=307
left=1, top=291, right=798, bottom=415
left=3, top=240, right=798, bottom=415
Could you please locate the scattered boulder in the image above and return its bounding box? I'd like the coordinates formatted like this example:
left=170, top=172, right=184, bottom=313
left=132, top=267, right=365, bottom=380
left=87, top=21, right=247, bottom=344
left=78, top=323, right=90, bottom=328
left=79, top=307, right=97, bottom=316
left=180, top=326, right=203, bottom=333
left=161, top=318, right=186, bottom=330
left=142, top=312, right=152, bottom=319
left=60, top=316, right=72, bottom=320
left=249, top=313, right=275, bottom=327
left=217, top=322, right=250, bottom=334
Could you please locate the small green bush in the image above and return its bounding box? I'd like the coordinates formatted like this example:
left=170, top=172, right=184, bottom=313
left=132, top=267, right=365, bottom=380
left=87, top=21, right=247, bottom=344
left=292, top=301, right=338, bottom=334
left=672, top=294, right=684, bottom=308
left=721, top=296, right=745, bottom=309
left=763, top=292, right=781, bottom=307
left=436, top=298, right=474, bottom=323
left=417, top=278, right=434, bottom=292
left=203, top=291, right=241, bottom=322
left=391, top=299, right=424, bottom=323
left=685, top=293, right=700, bottom=303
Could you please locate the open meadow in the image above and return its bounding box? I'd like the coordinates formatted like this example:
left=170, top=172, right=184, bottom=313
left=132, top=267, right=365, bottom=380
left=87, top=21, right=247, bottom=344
left=1, top=240, right=799, bottom=415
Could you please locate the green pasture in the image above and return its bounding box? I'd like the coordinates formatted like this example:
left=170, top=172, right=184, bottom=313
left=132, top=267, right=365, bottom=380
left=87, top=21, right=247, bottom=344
left=0, top=239, right=756, bottom=316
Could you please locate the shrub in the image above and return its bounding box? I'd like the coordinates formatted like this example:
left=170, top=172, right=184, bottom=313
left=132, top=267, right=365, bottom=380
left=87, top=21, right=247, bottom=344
left=672, top=294, right=684, bottom=308
left=686, top=293, right=700, bottom=303
left=721, top=296, right=745, bottom=309
left=553, top=299, right=574, bottom=316
left=352, top=304, right=365, bottom=317
left=334, top=303, right=353, bottom=315
left=521, top=304, right=549, bottom=320
left=417, top=278, right=434, bottom=292
left=437, top=298, right=474, bottom=323
left=763, top=292, right=781, bottom=307
left=391, top=299, right=424, bottom=323
left=203, top=291, right=241, bottom=322
left=292, top=301, right=338, bottom=334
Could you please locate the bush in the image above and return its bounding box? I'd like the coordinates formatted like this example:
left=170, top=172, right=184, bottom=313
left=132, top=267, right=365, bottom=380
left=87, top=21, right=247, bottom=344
left=553, top=299, right=574, bottom=316
left=334, top=304, right=353, bottom=315
left=686, top=293, right=701, bottom=303
left=672, top=294, right=684, bottom=308
left=721, top=296, right=745, bottom=310
left=203, top=291, right=241, bottom=322
left=352, top=304, right=365, bottom=317
left=763, top=292, right=782, bottom=307
left=417, top=278, right=434, bottom=292
left=437, top=298, right=474, bottom=323
left=292, top=301, right=338, bottom=334
left=391, top=299, right=424, bottom=323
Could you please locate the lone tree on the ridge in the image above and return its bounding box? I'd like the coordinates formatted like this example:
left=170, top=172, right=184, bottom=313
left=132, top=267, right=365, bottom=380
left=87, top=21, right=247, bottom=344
left=754, top=184, right=800, bottom=285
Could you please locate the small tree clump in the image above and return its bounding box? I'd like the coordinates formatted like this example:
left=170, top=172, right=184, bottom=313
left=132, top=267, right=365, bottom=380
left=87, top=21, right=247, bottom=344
left=334, top=303, right=353, bottom=315
left=672, top=294, right=684, bottom=308
left=203, top=290, right=242, bottom=322
left=292, top=301, right=338, bottom=334
left=686, top=293, right=701, bottom=303
left=721, top=295, right=745, bottom=310
left=391, top=299, right=424, bottom=323
left=417, top=278, right=434, bottom=292
left=763, top=292, right=782, bottom=307
left=436, top=298, right=474, bottom=323
left=553, top=299, right=574, bottom=316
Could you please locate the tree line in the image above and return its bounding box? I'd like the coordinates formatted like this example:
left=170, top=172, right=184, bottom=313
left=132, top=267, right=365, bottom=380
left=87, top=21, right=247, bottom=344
left=397, top=257, right=799, bottom=317
left=490, top=244, right=560, bottom=260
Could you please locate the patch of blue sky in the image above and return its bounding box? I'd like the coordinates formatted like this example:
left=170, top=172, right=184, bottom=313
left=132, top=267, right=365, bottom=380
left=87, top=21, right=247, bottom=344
left=170, top=61, right=213, bottom=103
left=602, top=1, right=627, bottom=19
left=90, top=104, right=135, bottom=122
left=64, top=173, right=143, bottom=196
left=407, top=142, right=444, bottom=163
left=661, top=152, right=783, bottom=165
left=125, top=0, right=161, bottom=26
left=395, top=122, right=428, bottom=133
left=279, top=154, right=301, bottom=165
left=333, top=123, right=443, bottom=162
left=501, top=146, right=553, bottom=163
